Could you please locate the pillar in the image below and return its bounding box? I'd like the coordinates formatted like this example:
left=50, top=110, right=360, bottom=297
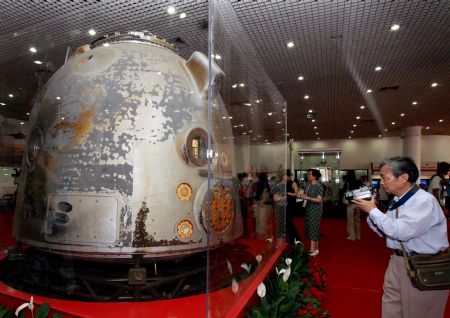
left=401, top=126, right=422, bottom=176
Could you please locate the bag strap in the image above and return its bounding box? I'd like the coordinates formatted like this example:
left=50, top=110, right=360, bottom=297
left=395, top=208, right=415, bottom=278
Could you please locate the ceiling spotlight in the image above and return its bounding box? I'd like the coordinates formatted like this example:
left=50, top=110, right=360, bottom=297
left=20, top=122, right=24, bottom=125
left=375, top=66, right=382, bottom=71
left=313, top=126, right=318, bottom=129
left=311, top=119, right=316, bottom=122
left=390, top=24, right=400, bottom=31
left=287, top=41, right=294, bottom=48
left=356, top=116, right=360, bottom=119
left=29, top=47, right=37, bottom=53
left=268, top=112, right=273, bottom=116
left=378, top=135, right=382, bottom=138
left=400, top=113, right=405, bottom=117
left=353, top=124, right=357, bottom=127
left=277, top=121, right=282, bottom=124
left=426, top=126, right=430, bottom=130
left=412, top=101, right=417, bottom=105
left=384, top=128, right=388, bottom=132
left=366, top=89, right=373, bottom=93
left=239, top=83, right=245, bottom=87
left=348, top=136, right=352, bottom=139
left=232, top=84, right=237, bottom=88
left=360, top=105, right=365, bottom=109
left=215, top=54, right=221, bottom=60
left=56, top=96, right=61, bottom=100
left=439, top=119, right=444, bottom=122
left=167, top=5, right=176, bottom=14
left=350, top=130, right=354, bottom=133
left=26, top=112, right=30, bottom=115
left=431, top=82, right=438, bottom=87
left=179, top=12, right=187, bottom=19
left=33, top=60, right=43, bottom=64
left=304, top=95, right=309, bottom=99
left=8, top=94, right=13, bottom=98
left=88, top=29, right=96, bottom=36
left=298, top=76, right=304, bottom=81
left=0, top=102, right=5, bottom=106
left=308, top=109, right=313, bottom=113
left=391, top=122, right=396, bottom=125
left=315, top=132, right=319, bottom=135
left=243, top=103, right=251, bottom=106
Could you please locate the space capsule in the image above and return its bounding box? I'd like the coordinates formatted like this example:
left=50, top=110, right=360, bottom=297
left=13, top=31, right=242, bottom=260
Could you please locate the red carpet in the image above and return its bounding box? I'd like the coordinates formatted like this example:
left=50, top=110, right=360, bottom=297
left=294, top=216, right=450, bottom=318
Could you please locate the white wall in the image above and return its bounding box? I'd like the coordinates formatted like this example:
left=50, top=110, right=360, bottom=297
left=235, top=135, right=450, bottom=173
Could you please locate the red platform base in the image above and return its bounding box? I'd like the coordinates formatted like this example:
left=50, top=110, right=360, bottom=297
left=0, top=237, right=286, bottom=318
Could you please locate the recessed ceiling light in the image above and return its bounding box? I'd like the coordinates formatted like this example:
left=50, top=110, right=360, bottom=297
left=167, top=5, right=176, bottom=14
left=88, top=29, right=96, bottom=36
left=378, top=135, right=382, bottom=138
left=317, top=137, right=320, bottom=140
left=308, top=109, right=313, bottom=113
left=350, top=130, right=354, bottom=133
left=232, top=84, right=237, bottom=88
left=243, top=103, right=251, bottom=106
left=391, top=122, right=396, bottom=125
left=390, top=24, right=400, bottom=31
left=298, top=76, right=304, bottom=81
left=215, top=54, right=221, bottom=60
left=287, top=41, right=294, bottom=48
left=56, top=96, right=61, bottom=100
left=426, top=126, right=430, bottom=130
left=384, top=128, right=388, bottom=132
left=304, top=95, right=309, bottom=99
left=277, top=121, right=282, bottom=124
left=0, top=102, right=5, bottom=106
left=366, top=89, right=372, bottom=93
left=315, top=132, right=319, bottom=135
left=8, top=94, right=13, bottom=98
left=239, top=83, right=245, bottom=87
left=33, top=60, right=43, bottom=64
left=431, top=82, right=438, bottom=87
left=229, top=116, right=233, bottom=119
left=356, top=116, right=360, bottom=119
left=360, top=105, right=365, bottom=109
left=353, top=124, right=357, bottom=127
left=179, top=12, right=187, bottom=19
left=20, top=122, right=24, bottom=125
left=222, top=116, right=226, bottom=119
left=29, top=47, right=37, bottom=53
left=412, top=101, right=417, bottom=105
left=26, top=112, right=30, bottom=115
left=311, top=119, right=316, bottom=122
left=348, top=136, right=352, bottom=139
left=313, top=126, right=318, bottom=129
left=439, top=119, right=444, bottom=122
left=400, top=113, right=405, bottom=117
left=375, top=66, right=382, bottom=71
left=268, top=112, right=273, bottom=116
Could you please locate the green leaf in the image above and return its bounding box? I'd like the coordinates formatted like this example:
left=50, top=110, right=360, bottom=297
left=36, top=303, right=50, bottom=318
left=279, top=300, right=293, bottom=313
left=0, top=307, right=10, bottom=318
left=52, top=314, right=63, bottom=318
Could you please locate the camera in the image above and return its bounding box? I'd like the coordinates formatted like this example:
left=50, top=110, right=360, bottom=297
left=344, top=186, right=373, bottom=201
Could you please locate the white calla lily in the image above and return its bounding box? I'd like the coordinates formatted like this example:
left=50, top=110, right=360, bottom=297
left=241, top=263, right=251, bottom=273
left=294, top=238, right=303, bottom=245
left=266, top=237, right=273, bottom=243
left=255, top=255, right=262, bottom=263
left=277, top=267, right=286, bottom=276
left=15, top=296, right=34, bottom=317
left=282, top=266, right=291, bottom=282
left=232, top=278, right=239, bottom=294
left=285, top=258, right=292, bottom=266
left=257, top=282, right=266, bottom=298
left=227, top=259, right=233, bottom=274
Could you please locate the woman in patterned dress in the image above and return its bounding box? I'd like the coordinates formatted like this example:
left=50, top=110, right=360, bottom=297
left=297, top=169, right=324, bottom=256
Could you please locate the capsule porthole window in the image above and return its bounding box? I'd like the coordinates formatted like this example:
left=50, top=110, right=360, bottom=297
left=186, top=128, right=209, bottom=167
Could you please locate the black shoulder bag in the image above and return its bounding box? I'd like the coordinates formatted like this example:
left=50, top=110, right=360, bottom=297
left=394, top=185, right=450, bottom=291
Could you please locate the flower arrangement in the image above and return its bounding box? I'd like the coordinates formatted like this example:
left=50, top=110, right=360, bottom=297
left=0, top=297, right=61, bottom=318
left=247, top=242, right=329, bottom=318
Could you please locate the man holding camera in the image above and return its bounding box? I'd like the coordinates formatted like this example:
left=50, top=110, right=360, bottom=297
left=353, top=156, right=448, bottom=318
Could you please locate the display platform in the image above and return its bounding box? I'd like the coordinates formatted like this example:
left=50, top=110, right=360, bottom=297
left=0, top=208, right=286, bottom=318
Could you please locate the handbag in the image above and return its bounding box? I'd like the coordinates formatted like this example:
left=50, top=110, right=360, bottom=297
left=396, top=208, right=450, bottom=291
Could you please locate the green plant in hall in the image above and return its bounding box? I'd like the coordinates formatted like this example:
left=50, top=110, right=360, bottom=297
left=247, top=241, right=329, bottom=318
left=0, top=297, right=62, bottom=318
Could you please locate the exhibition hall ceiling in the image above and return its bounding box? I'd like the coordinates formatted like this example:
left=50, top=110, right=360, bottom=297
left=0, top=0, right=449, bottom=143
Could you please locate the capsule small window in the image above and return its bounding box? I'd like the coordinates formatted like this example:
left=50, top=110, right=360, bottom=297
left=186, top=128, right=208, bottom=167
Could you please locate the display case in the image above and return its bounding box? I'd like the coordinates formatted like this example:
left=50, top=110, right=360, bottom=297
left=0, top=1, right=287, bottom=317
